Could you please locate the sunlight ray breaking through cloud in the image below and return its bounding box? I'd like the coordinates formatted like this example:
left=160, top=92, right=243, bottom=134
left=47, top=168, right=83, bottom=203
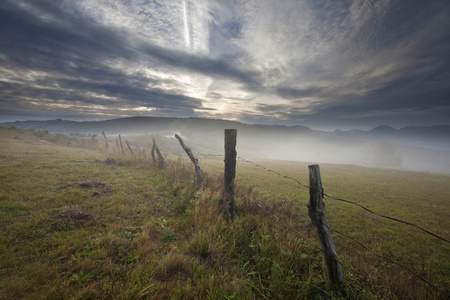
left=0, top=0, right=449, bottom=130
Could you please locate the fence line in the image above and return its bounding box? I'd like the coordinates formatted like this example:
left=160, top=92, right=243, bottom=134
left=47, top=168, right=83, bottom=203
left=328, top=226, right=448, bottom=297
left=96, top=131, right=448, bottom=297
left=236, top=155, right=449, bottom=297
left=238, top=187, right=394, bottom=299
left=323, top=192, right=449, bottom=243
left=237, top=157, right=310, bottom=189
left=238, top=156, right=449, bottom=244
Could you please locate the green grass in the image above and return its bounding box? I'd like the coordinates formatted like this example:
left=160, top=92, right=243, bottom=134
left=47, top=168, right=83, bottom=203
left=0, top=127, right=448, bottom=299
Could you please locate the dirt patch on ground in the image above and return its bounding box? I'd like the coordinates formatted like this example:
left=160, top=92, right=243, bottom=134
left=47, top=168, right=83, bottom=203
left=77, top=180, right=107, bottom=188
left=51, top=207, right=96, bottom=231
left=59, top=180, right=111, bottom=192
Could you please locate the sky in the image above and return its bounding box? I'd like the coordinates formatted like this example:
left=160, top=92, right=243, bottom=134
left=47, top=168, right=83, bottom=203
left=0, top=0, right=449, bottom=130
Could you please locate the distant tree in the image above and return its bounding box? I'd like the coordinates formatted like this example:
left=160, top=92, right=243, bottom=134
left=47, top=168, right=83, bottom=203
left=373, top=142, right=403, bottom=168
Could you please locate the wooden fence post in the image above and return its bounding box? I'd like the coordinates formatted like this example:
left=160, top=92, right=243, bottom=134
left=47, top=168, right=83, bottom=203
left=222, top=129, right=237, bottom=219
left=102, top=131, right=108, bottom=150
left=118, top=135, right=124, bottom=155
left=175, top=134, right=202, bottom=189
left=152, top=138, right=166, bottom=168
left=151, top=140, right=156, bottom=163
left=125, top=140, right=134, bottom=155
left=307, top=164, right=344, bottom=291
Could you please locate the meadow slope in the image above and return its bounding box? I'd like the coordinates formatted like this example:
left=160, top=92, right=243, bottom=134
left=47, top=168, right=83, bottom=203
left=0, top=127, right=449, bottom=299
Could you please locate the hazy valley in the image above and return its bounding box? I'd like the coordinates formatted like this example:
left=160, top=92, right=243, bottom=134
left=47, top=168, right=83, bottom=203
left=2, top=117, right=450, bottom=174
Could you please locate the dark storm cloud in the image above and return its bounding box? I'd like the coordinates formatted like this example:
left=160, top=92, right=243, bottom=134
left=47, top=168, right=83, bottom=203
left=276, top=87, right=323, bottom=99
left=0, top=0, right=449, bottom=129
left=136, top=42, right=261, bottom=88
left=0, top=0, right=261, bottom=85
left=0, top=0, right=260, bottom=119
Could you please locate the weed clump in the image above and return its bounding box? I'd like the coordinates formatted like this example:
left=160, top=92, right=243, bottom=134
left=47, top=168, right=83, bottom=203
left=104, top=157, right=117, bottom=166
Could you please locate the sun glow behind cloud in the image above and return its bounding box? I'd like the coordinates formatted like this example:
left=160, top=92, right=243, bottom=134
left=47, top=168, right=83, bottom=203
left=0, top=0, right=449, bottom=129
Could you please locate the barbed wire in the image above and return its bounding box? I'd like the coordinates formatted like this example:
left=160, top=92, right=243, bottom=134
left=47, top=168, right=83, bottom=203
left=236, top=156, right=449, bottom=244
left=237, top=173, right=308, bottom=216
left=328, top=225, right=449, bottom=298
left=322, top=193, right=449, bottom=243
left=194, top=153, right=448, bottom=297
left=235, top=156, right=449, bottom=296
left=237, top=157, right=310, bottom=189
left=239, top=192, right=394, bottom=299
left=238, top=193, right=321, bottom=251
left=197, top=153, right=224, bottom=159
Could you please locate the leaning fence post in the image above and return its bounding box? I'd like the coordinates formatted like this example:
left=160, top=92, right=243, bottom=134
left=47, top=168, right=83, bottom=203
left=307, top=164, right=344, bottom=291
left=222, top=129, right=237, bottom=219
left=152, top=138, right=166, bottom=168
left=125, top=140, right=134, bottom=155
left=118, top=135, right=125, bottom=155
left=175, top=134, right=202, bottom=189
left=151, top=141, right=156, bottom=163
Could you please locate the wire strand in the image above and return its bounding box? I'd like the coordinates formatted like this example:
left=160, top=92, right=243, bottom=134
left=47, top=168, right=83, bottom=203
left=239, top=193, right=393, bottom=299
left=323, top=193, right=449, bottom=243
left=237, top=173, right=308, bottom=216
left=330, top=227, right=449, bottom=298
left=203, top=154, right=448, bottom=297
left=237, top=156, right=449, bottom=244
left=237, top=157, right=310, bottom=189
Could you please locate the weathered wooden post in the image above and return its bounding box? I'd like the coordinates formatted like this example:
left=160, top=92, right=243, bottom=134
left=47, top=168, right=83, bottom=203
left=307, top=164, right=344, bottom=291
left=152, top=138, right=166, bottom=168
left=151, top=141, right=156, bottom=163
left=118, top=135, right=125, bottom=155
left=222, top=129, right=237, bottom=219
left=102, top=131, right=108, bottom=150
left=115, top=138, right=120, bottom=152
left=175, top=134, right=202, bottom=189
left=125, top=140, right=134, bottom=155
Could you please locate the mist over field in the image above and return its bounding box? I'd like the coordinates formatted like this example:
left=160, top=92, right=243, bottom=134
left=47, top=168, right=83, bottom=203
left=2, top=117, right=449, bottom=174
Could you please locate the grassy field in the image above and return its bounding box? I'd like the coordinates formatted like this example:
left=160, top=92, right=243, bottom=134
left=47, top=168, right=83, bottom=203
left=0, top=127, right=449, bottom=299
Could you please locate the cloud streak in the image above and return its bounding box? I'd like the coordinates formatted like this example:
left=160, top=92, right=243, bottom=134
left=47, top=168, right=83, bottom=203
left=0, top=0, right=449, bottom=129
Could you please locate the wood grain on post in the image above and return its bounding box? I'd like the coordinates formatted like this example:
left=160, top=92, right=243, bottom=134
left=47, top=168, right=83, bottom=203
left=223, top=129, right=237, bottom=219
left=307, top=164, right=344, bottom=291
left=175, top=134, right=202, bottom=189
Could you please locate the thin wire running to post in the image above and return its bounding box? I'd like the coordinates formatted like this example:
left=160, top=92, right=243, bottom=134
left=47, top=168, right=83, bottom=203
left=237, top=156, right=310, bottom=189
left=239, top=193, right=322, bottom=252
left=323, top=193, right=450, bottom=243
left=240, top=193, right=394, bottom=299
left=237, top=173, right=308, bottom=215
left=329, top=226, right=449, bottom=298
left=238, top=156, right=449, bottom=244
left=197, top=153, right=224, bottom=160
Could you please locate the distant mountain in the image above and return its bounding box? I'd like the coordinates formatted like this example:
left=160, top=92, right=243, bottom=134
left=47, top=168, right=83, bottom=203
left=1, top=117, right=448, bottom=146
left=345, top=124, right=450, bottom=151
left=0, top=116, right=313, bottom=136
left=2, top=117, right=449, bottom=173
left=368, top=125, right=397, bottom=135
